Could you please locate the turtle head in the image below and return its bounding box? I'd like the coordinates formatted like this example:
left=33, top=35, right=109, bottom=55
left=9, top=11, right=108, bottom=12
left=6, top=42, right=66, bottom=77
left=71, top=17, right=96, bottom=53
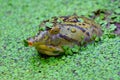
left=24, top=31, right=51, bottom=47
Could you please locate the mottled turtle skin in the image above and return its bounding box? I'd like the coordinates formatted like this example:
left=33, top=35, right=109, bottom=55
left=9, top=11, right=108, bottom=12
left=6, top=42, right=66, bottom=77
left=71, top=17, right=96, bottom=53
left=26, top=15, right=102, bottom=56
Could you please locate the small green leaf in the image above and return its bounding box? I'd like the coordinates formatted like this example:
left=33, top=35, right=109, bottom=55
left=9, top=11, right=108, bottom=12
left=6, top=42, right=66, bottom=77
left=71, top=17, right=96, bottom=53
left=39, top=27, right=46, bottom=31
left=91, top=34, right=97, bottom=40
left=23, top=40, right=29, bottom=47
left=74, top=45, right=80, bottom=49
left=95, top=36, right=100, bottom=42
left=78, top=18, right=84, bottom=22
left=109, top=24, right=116, bottom=31
left=57, top=18, right=63, bottom=23
left=62, top=45, right=69, bottom=51
left=81, top=35, right=85, bottom=40
left=72, top=45, right=80, bottom=53
left=45, top=22, right=53, bottom=28
left=65, top=49, right=73, bottom=55
left=108, top=33, right=116, bottom=38
left=115, top=9, right=120, bottom=14
left=99, top=13, right=105, bottom=20
left=71, top=48, right=79, bottom=53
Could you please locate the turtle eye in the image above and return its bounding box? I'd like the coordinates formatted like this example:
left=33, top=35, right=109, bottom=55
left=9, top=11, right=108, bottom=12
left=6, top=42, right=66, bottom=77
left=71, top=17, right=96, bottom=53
left=53, top=29, right=59, bottom=34
left=49, top=27, right=60, bottom=34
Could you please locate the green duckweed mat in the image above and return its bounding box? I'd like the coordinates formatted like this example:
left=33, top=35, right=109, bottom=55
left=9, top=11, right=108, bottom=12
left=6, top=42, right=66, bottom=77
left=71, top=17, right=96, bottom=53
left=0, top=0, right=120, bottom=80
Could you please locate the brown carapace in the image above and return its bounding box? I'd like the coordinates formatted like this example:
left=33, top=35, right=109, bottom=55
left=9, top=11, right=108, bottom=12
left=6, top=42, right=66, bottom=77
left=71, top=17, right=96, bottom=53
left=25, top=15, right=102, bottom=56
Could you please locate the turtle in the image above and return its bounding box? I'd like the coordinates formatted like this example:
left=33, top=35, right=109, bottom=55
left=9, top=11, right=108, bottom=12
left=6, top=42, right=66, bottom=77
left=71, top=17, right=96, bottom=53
left=24, top=15, right=102, bottom=56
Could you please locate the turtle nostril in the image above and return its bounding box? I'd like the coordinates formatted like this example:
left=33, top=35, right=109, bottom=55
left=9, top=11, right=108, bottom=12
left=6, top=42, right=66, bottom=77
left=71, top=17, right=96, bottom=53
left=23, top=39, right=34, bottom=47
left=28, top=41, right=33, bottom=46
